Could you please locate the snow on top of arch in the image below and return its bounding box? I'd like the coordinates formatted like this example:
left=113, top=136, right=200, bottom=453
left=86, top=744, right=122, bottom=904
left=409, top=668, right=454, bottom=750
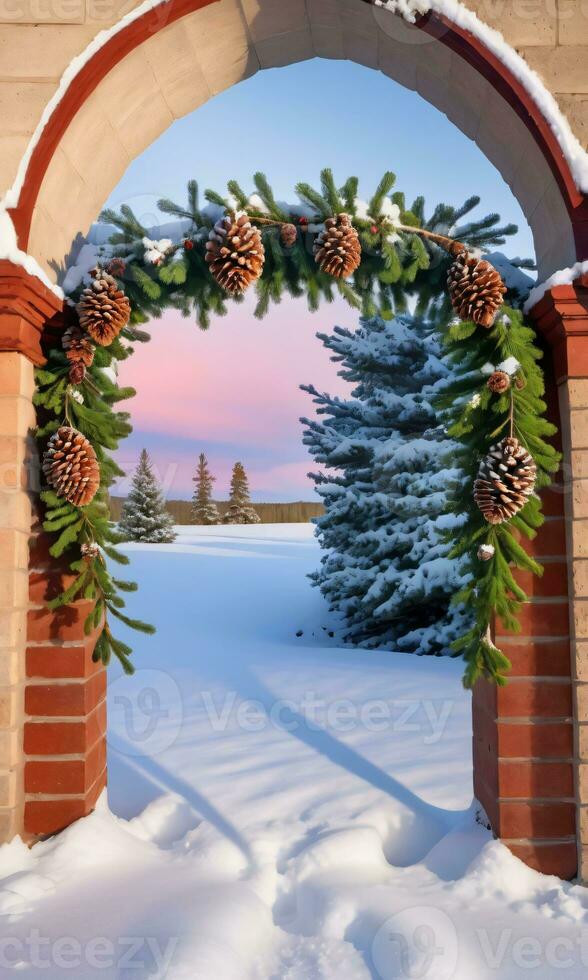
left=0, top=0, right=173, bottom=212
left=0, top=0, right=586, bottom=219
left=523, top=259, right=588, bottom=312
left=0, top=210, right=64, bottom=299
left=1, top=0, right=588, bottom=305
left=374, top=0, right=588, bottom=192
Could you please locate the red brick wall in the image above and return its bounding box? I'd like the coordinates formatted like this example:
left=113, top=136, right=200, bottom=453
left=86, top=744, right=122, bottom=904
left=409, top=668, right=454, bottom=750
left=472, top=346, right=576, bottom=879
left=24, top=528, right=106, bottom=839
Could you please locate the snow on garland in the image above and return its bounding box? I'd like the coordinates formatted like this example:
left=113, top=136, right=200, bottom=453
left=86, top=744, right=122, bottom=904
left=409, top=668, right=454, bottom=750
left=35, top=168, right=558, bottom=683
left=437, top=307, right=559, bottom=686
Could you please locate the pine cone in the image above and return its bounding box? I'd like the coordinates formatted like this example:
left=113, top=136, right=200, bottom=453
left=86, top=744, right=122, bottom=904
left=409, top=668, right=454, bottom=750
left=447, top=251, right=506, bottom=328
left=474, top=436, right=536, bottom=525
left=487, top=370, right=510, bottom=394
left=205, top=212, right=265, bottom=295
left=42, top=426, right=100, bottom=507
left=77, top=269, right=130, bottom=346
left=68, top=361, right=86, bottom=385
left=62, top=323, right=94, bottom=368
left=314, top=213, right=361, bottom=279
left=280, top=223, right=297, bottom=248
left=107, top=257, right=126, bottom=278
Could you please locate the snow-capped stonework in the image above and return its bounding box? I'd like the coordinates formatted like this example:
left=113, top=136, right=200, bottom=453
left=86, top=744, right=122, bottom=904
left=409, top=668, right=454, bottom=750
left=1, top=0, right=587, bottom=228
left=524, top=259, right=588, bottom=312
left=0, top=211, right=64, bottom=299
left=375, top=0, right=588, bottom=192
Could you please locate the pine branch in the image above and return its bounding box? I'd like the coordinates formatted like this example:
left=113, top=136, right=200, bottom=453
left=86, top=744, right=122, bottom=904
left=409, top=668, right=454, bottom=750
left=294, top=181, right=328, bottom=218
left=368, top=171, right=396, bottom=218
left=253, top=172, right=288, bottom=220
left=320, top=168, right=343, bottom=215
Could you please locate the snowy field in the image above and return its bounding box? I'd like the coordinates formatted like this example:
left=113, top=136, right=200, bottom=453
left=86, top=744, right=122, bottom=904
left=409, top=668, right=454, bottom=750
left=2, top=524, right=588, bottom=978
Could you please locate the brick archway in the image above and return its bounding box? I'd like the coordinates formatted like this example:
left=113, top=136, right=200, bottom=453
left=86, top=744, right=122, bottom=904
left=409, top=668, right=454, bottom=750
left=2, top=0, right=588, bottom=878
left=6, top=0, right=588, bottom=281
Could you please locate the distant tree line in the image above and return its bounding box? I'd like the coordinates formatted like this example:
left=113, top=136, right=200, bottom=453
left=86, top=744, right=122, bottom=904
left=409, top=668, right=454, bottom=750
left=116, top=451, right=269, bottom=542
left=110, top=497, right=324, bottom=526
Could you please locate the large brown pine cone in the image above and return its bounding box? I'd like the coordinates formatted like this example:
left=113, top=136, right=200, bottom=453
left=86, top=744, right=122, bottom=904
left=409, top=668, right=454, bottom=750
left=62, top=323, right=94, bottom=368
left=77, top=270, right=130, bottom=346
left=447, top=251, right=506, bottom=328
left=42, top=426, right=100, bottom=507
left=474, top=436, right=536, bottom=525
left=205, top=212, right=265, bottom=295
left=313, top=213, right=361, bottom=279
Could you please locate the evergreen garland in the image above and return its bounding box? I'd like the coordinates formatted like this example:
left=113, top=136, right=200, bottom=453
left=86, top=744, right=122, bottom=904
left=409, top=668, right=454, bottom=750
left=436, top=308, right=560, bottom=687
left=34, top=322, right=155, bottom=674
left=96, top=169, right=518, bottom=328
left=37, top=165, right=555, bottom=685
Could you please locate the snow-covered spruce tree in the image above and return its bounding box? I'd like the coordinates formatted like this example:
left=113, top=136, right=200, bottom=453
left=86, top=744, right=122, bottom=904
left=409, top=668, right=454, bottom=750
left=222, top=462, right=261, bottom=525
left=119, top=449, right=177, bottom=543
left=301, top=313, right=468, bottom=655
left=191, top=453, right=220, bottom=525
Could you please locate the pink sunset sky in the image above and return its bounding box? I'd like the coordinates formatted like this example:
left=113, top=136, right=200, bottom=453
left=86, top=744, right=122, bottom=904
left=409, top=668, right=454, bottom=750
left=105, top=60, right=533, bottom=503
left=114, top=294, right=355, bottom=502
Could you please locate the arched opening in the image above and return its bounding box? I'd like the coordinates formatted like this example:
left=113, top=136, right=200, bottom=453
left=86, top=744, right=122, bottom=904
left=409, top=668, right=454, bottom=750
left=12, top=35, right=582, bottom=960
left=2, top=0, right=588, bottom=885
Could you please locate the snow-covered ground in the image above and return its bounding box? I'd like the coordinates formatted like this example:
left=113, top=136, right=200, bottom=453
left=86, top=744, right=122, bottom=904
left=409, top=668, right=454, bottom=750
left=2, top=524, right=588, bottom=978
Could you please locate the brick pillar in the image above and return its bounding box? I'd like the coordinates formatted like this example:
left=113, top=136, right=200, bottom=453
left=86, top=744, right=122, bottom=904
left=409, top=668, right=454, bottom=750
left=473, top=276, right=588, bottom=881
left=472, top=484, right=575, bottom=878
left=0, top=261, right=107, bottom=843
left=0, top=350, right=35, bottom=843
left=25, top=533, right=107, bottom=838
left=530, top=274, right=588, bottom=881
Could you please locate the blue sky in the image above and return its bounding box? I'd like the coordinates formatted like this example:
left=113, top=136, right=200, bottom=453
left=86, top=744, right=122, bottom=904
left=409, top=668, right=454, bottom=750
left=107, top=59, right=534, bottom=503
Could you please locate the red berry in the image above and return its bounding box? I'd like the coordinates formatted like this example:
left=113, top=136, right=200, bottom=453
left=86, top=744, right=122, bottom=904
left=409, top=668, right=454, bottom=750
left=370, top=225, right=378, bottom=234
left=183, top=239, right=194, bottom=250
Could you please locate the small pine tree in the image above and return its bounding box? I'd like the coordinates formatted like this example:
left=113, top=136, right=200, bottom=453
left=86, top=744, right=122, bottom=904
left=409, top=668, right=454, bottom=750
left=223, top=462, right=261, bottom=525
left=119, top=449, right=177, bottom=543
left=191, top=453, right=220, bottom=525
